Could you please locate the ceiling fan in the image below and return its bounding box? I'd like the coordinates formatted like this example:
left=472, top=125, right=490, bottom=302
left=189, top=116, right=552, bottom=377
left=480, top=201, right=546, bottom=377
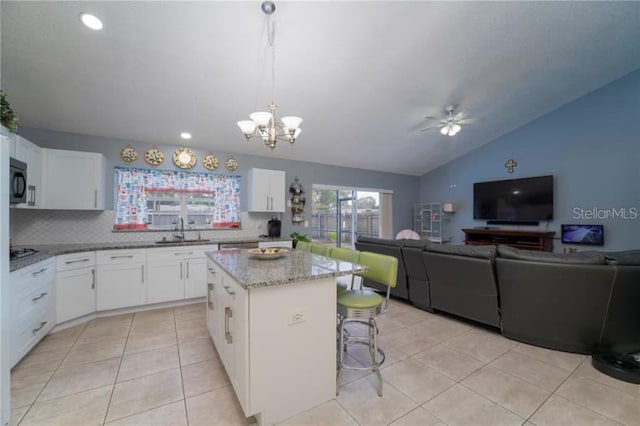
left=418, top=105, right=475, bottom=136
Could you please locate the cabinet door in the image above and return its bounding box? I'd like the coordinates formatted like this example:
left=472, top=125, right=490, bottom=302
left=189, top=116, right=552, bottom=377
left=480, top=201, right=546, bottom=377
left=42, top=149, right=105, bottom=210
left=247, top=168, right=271, bottom=212
left=269, top=170, right=286, bottom=212
left=146, top=260, right=184, bottom=304
left=56, top=267, right=96, bottom=323
left=97, top=263, right=146, bottom=310
left=184, top=257, right=207, bottom=299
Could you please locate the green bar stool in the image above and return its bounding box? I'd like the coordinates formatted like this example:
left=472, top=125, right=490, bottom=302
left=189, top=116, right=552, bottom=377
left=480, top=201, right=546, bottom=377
left=336, top=251, right=397, bottom=396
left=295, top=241, right=311, bottom=251
left=330, top=246, right=360, bottom=292
left=310, top=243, right=331, bottom=256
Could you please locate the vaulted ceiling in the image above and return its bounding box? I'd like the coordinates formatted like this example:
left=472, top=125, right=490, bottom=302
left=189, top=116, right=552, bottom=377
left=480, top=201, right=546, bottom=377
left=2, top=1, right=639, bottom=175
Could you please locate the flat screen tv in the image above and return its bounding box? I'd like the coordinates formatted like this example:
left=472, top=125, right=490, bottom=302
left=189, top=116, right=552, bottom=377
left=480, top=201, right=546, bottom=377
left=561, top=224, right=604, bottom=246
left=473, top=175, right=553, bottom=222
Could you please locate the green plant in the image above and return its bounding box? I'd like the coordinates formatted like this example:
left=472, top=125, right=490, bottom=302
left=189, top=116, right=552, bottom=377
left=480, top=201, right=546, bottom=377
left=290, top=232, right=311, bottom=243
left=0, top=90, right=18, bottom=133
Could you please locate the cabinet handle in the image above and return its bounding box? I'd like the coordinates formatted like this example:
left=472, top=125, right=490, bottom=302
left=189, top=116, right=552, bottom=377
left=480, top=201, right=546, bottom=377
left=271, top=196, right=274, bottom=210
left=32, top=292, right=48, bottom=302
left=27, top=185, right=36, bottom=206
left=266, top=196, right=269, bottom=210
left=207, top=283, right=214, bottom=310
left=110, top=255, right=134, bottom=259
left=32, top=268, right=48, bottom=276
left=186, top=261, right=190, bottom=279
left=66, top=258, right=90, bottom=265
left=223, top=285, right=235, bottom=296
left=224, top=306, right=233, bottom=344
left=208, top=267, right=216, bottom=274
left=94, top=189, right=98, bottom=208
left=32, top=321, right=48, bottom=333
left=174, top=252, right=194, bottom=256
left=91, top=268, right=95, bottom=289
left=180, top=262, right=183, bottom=280
left=141, top=265, right=144, bottom=283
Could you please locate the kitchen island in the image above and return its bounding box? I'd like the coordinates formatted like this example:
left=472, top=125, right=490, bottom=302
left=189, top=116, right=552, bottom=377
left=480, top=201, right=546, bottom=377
left=206, top=248, right=365, bottom=425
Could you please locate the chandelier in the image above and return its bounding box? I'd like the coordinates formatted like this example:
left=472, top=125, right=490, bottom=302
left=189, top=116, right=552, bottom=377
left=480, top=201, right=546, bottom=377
left=237, top=1, right=302, bottom=150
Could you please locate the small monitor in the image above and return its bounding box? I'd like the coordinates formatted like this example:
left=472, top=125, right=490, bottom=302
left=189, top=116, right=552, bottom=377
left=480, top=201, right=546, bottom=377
left=561, top=224, right=604, bottom=246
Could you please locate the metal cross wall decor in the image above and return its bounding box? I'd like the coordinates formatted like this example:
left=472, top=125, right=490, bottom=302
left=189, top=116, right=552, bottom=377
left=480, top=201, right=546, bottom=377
left=504, top=159, right=518, bottom=174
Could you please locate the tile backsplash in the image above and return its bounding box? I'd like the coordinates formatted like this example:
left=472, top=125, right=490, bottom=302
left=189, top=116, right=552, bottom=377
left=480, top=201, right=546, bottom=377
left=10, top=209, right=270, bottom=245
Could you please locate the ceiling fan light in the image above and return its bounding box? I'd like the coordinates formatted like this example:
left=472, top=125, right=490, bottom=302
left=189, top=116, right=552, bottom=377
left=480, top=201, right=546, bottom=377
left=281, top=116, right=302, bottom=130
left=237, top=120, right=257, bottom=134
left=249, top=111, right=273, bottom=126
left=451, top=124, right=462, bottom=135
left=440, top=126, right=450, bottom=136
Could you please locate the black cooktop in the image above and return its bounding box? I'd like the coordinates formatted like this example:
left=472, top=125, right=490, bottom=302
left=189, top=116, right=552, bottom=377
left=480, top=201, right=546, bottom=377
left=10, top=248, right=39, bottom=260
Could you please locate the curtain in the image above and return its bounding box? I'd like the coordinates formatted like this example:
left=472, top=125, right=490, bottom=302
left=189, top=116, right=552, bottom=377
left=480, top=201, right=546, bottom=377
left=379, top=192, right=393, bottom=239
left=114, top=167, right=241, bottom=230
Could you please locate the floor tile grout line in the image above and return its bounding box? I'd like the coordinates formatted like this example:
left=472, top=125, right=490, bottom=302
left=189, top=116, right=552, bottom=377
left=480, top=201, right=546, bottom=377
left=101, top=315, right=134, bottom=425
left=511, top=344, right=587, bottom=374
left=456, top=381, right=527, bottom=422
left=173, top=306, right=192, bottom=426
left=16, top=321, right=90, bottom=424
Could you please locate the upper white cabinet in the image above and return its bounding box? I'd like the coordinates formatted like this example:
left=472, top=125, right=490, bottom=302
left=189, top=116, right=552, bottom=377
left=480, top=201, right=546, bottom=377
left=15, top=136, right=43, bottom=208
left=247, top=168, right=285, bottom=212
left=42, top=148, right=106, bottom=210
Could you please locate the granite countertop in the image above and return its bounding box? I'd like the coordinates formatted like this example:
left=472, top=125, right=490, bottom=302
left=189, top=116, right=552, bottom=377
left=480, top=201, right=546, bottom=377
left=206, top=249, right=367, bottom=289
left=9, top=237, right=292, bottom=272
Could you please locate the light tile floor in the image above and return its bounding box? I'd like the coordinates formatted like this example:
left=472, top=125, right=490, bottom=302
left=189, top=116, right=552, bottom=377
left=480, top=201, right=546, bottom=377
left=10, top=300, right=640, bottom=425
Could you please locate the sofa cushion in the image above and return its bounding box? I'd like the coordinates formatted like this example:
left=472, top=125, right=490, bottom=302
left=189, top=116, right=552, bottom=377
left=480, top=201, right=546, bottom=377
left=497, top=245, right=606, bottom=264
left=426, top=244, right=496, bottom=259
left=356, top=236, right=403, bottom=247
left=401, top=239, right=429, bottom=249
left=604, top=250, right=640, bottom=265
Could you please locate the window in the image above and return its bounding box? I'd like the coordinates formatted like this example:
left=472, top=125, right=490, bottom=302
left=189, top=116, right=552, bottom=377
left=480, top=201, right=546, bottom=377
left=311, top=185, right=391, bottom=247
left=114, top=167, right=241, bottom=230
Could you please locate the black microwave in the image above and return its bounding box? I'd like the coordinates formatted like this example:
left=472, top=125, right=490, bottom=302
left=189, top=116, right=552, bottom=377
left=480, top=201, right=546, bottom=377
left=10, top=157, right=27, bottom=204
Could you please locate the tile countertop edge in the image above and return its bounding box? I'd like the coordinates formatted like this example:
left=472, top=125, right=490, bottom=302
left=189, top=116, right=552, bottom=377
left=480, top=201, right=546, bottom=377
left=206, top=250, right=367, bottom=289
left=9, top=237, right=292, bottom=272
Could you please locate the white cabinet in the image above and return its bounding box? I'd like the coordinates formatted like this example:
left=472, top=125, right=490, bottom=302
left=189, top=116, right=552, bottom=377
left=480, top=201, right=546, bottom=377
left=147, top=245, right=216, bottom=304
left=42, top=149, right=106, bottom=210
left=15, top=136, right=43, bottom=208
left=206, top=261, right=248, bottom=413
left=97, top=249, right=147, bottom=311
left=247, top=168, right=285, bottom=212
left=10, top=258, right=56, bottom=367
left=258, top=240, right=293, bottom=249
left=56, top=252, right=96, bottom=324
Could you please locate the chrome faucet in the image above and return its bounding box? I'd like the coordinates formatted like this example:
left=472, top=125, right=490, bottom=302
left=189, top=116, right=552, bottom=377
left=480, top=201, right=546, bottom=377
left=174, top=218, right=185, bottom=241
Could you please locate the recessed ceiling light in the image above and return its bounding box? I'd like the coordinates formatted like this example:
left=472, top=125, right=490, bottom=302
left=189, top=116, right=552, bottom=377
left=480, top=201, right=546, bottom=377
left=180, top=132, right=192, bottom=140
left=80, top=13, right=103, bottom=31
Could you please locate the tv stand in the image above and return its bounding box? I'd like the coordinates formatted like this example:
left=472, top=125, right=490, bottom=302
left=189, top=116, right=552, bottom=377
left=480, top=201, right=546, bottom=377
left=462, top=228, right=555, bottom=252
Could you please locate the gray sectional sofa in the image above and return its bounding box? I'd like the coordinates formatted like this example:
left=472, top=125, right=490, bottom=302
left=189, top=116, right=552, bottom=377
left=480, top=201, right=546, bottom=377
left=355, top=236, right=640, bottom=356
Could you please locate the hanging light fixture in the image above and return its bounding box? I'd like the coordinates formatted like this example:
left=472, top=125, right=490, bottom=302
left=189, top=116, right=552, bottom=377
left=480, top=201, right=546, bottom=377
left=440, top=122, right=461, bottom=136
left=237, top=1, right=302, bottom=150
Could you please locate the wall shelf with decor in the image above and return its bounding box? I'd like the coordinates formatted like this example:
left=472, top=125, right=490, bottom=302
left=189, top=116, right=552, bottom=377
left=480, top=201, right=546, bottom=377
left=414, top=203, right=453, bottom=243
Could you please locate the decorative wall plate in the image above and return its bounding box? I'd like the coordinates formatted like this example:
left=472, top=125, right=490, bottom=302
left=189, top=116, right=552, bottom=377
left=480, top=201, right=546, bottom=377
left=120, top=146, right=138, bottom=163
left=173, top=147, right=197, bottom=169
left=202, top=153, right=219, bottom=171
left=144, top=147, right=165, bottom=166
left=225, top=157, right=239, bottom=172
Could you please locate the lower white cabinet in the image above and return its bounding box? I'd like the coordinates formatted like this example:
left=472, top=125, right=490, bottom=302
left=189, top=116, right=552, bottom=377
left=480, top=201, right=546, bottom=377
left=147, top=245, right=217, bottom=304
left=56, top=252, right=96, bottom=324
left=10, top=258, right=56, bottom=367
left=97, top=249, right=147, bottom=311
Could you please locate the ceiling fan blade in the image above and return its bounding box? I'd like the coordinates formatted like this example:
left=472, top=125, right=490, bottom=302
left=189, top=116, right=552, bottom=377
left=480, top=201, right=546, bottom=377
left=419, top=124, right=442, bottom=132
left=457, top=117, right=477, bottom=125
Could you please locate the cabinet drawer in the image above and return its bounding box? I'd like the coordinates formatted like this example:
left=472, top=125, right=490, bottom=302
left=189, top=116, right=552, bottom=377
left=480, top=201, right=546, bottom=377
left=147, top=245, right=215, bottom=261
left=10, top=258, right=55, bottom=297
left=14, top=279, right=54, bottom=320
left=97, top=249, right=147, bottom=265
left=12, top=306, right=55, bottom=367
left=57, top=251, right=96, bottom=271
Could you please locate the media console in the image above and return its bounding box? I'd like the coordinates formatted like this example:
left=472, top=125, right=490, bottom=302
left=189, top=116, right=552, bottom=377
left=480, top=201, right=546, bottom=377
left=462, top=228, right=555, bottom=252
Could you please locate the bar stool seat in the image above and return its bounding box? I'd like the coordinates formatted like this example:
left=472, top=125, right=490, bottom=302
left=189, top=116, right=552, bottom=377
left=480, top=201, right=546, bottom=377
left=336, top=251, right=397, bottom=397
left=336, top=281, right=348, bottom=294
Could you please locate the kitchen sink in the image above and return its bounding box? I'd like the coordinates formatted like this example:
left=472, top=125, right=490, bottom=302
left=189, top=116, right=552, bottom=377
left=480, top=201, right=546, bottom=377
left=155, top=238, right=211, bottom=244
